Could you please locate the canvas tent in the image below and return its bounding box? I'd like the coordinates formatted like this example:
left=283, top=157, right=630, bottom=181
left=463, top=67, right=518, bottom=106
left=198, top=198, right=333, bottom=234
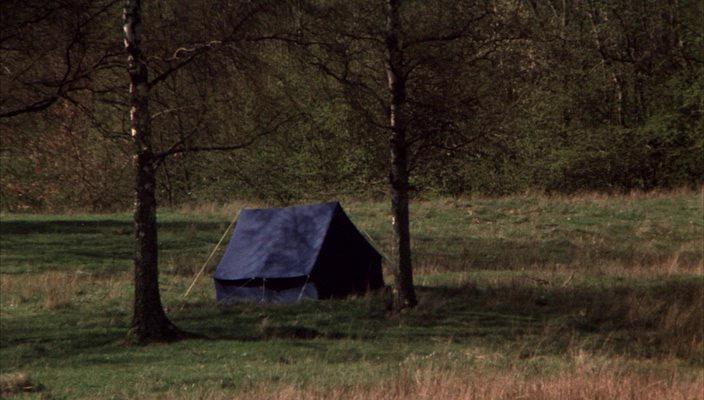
left=213, top=202, right=384, bottom=304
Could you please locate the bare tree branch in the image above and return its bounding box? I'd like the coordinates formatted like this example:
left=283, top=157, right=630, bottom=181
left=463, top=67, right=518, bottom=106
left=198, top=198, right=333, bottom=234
left=154, top=112, right=301, bottom=162
left=0, top=95, right=58, bottom=118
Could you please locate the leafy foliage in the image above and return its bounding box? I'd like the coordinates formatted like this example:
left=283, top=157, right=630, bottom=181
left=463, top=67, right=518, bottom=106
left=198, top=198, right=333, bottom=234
left=0, top=0, right=702, bottom=211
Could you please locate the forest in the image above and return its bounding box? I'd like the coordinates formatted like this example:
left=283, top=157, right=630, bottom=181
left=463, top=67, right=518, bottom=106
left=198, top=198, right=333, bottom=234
left=2, top=0, right=702, bottom=211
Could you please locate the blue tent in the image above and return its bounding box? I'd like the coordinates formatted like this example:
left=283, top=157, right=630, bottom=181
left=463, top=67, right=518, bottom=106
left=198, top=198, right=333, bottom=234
left=213, top=202, right=384, bottom=304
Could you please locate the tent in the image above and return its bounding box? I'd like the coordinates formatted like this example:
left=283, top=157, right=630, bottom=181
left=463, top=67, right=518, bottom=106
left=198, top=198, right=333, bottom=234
left=213, top=202, right=384, bottom=304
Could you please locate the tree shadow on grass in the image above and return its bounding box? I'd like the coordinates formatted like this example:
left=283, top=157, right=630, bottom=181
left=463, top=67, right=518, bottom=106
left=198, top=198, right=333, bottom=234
left=173, top=278, right=703, bottom=360
left=1, top=278, right=701, bottom=370
left=0, top=317, right=127, bottom=364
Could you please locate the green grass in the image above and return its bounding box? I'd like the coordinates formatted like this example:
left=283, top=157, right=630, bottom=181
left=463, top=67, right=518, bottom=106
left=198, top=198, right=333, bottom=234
left=2, top=192, right=701, bottom=274
left=0, top=191, right=702, bottom=399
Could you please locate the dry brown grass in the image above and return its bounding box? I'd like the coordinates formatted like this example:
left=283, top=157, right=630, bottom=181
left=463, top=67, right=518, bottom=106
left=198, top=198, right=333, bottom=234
left=412, top=251, right=704, bottom=278
left=447, top=185, right=703, bottom=204
left=0, top=271, right=129, bottom=311
left=145, top=363, right=703, bottom=400
left=168, top=186, right=703, bottom=219
left=175, top=200, right=263, bottom=217
left=0, top=271, right=80, bottom=310
left=0, top=372, right=42, bottom=396
left=411, top=267, right=704, bottom=359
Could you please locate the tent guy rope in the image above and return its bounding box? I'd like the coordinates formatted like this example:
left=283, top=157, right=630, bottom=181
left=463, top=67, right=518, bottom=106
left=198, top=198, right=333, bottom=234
left=183, top=211, right=239, bottom=298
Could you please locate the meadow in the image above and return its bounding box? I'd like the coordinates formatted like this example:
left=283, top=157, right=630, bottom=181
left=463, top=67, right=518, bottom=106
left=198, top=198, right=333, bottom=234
left=0, top=190, right=702, bottom=399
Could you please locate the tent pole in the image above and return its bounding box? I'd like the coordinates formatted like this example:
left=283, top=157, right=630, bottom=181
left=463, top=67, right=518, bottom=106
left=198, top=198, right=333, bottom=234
left=183, top=211, right=239, bottom=298
left=296, top=274, right=312, bottom=302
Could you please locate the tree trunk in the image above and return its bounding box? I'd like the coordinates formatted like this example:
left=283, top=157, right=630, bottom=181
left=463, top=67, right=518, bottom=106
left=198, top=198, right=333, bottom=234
left=385, top=0, right=417, bottom=309
left=124, top=0, right=184, bottom=344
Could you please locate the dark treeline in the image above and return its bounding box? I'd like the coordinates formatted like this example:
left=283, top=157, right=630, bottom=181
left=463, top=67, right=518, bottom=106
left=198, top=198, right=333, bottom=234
left=1, top=0, right=702, bottom=212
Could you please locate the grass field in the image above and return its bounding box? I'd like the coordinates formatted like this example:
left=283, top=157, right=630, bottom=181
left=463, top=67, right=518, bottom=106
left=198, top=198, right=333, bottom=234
left=1, top=190, right=702, bottom=399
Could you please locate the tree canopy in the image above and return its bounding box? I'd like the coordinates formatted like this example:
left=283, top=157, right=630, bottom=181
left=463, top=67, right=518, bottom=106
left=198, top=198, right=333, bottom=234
left=1, top=0, right=702, bottom=212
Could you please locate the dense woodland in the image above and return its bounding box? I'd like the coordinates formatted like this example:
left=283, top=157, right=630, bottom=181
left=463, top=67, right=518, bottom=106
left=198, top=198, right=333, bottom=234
left=1, top=0, right=702, bottom=212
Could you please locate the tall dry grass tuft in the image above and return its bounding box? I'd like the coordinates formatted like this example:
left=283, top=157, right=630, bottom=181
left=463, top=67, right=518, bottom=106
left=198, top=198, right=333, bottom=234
left=149, top=365, right=703, bottom=400
left=0, top=271, right=129, bottom=310
left=0, top=271, right=79, bottom=309
left=0, top=372, right=42, bottom=396
left=163, top=254, right=207, bottom=277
